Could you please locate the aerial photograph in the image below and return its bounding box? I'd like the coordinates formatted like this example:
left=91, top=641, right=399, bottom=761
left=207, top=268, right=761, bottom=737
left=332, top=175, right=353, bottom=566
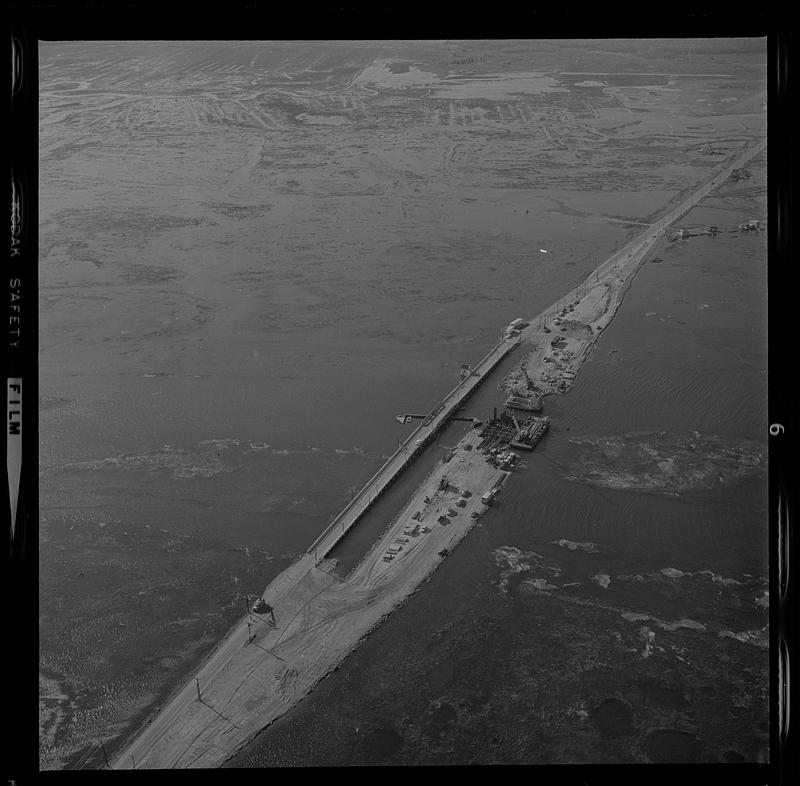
left=38, top=38, right=768, bottom=768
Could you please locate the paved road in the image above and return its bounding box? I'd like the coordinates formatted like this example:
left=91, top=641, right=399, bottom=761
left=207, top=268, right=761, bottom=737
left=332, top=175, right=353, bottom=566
left=307, top=335, right=518, bottom=556
left=308, top=139, right=766, bottom=560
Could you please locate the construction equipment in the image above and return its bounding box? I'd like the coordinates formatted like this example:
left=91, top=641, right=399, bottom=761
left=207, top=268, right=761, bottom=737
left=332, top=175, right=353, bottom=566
left=522, top=365, right=535, bottom=391
left=251, top=598, right=276, bottom=624
left=505, top=394, right=542, bottom=412
left=510, top=416, right=550, bottom=451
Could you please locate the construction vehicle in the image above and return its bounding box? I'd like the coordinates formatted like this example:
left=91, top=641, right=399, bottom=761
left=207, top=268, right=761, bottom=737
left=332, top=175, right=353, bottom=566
left=510, top=416, right=550, bottom=451
left=251, top=598, right=276, bottom=624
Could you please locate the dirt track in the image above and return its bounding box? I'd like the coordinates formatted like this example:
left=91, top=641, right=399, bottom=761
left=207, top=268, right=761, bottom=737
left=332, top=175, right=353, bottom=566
left=113, top=430, right=503, bottom=768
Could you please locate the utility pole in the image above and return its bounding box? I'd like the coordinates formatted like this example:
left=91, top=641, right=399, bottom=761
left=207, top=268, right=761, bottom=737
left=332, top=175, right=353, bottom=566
left=195, top=677, right=201, bottom=702
left=100, top=741, right=110, bottom=769
left=131, top=754, right=136, bottom=770
left=247, top=621, right=252, bottom=643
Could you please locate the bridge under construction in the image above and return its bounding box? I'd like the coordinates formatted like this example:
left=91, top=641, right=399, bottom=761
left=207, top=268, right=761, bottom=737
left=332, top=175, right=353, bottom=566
left=307, top=335, right=520, bottom=559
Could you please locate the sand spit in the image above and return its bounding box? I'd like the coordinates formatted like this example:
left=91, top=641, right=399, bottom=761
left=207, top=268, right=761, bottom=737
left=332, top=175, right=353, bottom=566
left=500, top=239, right=651, bottom=399
left=501, top=137, right=766, bottom=400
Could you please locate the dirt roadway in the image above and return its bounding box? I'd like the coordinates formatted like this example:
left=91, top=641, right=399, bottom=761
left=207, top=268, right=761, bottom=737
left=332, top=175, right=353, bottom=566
left=113, top=430, right=504, bottom=769
left=503, top=137, right=766, bottom=399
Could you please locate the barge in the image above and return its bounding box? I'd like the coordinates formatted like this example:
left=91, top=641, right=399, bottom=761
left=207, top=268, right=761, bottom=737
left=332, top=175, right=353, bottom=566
left=504, top=393, right=542, bottom=412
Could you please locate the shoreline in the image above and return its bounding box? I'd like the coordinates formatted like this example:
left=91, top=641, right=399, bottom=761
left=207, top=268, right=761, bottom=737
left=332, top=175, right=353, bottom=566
left=114, top=430, right=507, bottom=768
left=502, top=230, right=661, bottom=400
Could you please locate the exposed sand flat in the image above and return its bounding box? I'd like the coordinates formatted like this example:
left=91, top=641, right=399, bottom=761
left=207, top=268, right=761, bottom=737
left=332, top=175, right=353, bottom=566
left=502, top=138, right=765, bottom=399
left=503, top=247, right=650, bottom=398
